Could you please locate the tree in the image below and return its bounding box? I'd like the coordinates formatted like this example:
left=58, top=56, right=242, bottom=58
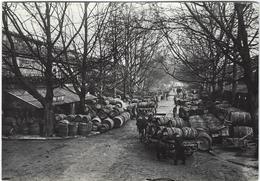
left=2, top=2, right=85, bottom=136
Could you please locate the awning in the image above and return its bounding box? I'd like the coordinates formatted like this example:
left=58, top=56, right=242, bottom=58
left=5, top=87, right=80, bottom=109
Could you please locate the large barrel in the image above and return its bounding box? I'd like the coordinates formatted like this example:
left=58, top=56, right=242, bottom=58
left=102, top=117, right=114, bottom=129
left=113, top=115, right=125, bottom=128
left=109, top=109, right=120, bottom=118
left=155, top=117, right=170, bottom=126
left=66, top=115, right=76, bottom=122
left=99, top=123, right=110, bottom=133
left=55, top=114, right=67, bottom=122
left=189, top=115, right=208, bottom=131
left=97, top=110, right=108, bottom=120
left=233, top=126, right=253, bottom=138
left=230, top=111, right=251, bottom=126
left=196, top=132, right=212, bottom=151
left=57, top=121, right=69, bottom=137
left=170, top=117, right=185, bottom=128
left=181, top=127, right=198, bottom=139
left=121, top=112, right=131, bottom=122
left=91, top=116, right=102, bottom=124
left=78, top=122, right=92, bottom=136
left=29, top=123, right=40, bottom=135
left=68, top=122, right=79, bottom=136
left=74, top=114, right=92, bottom=123
left=162, top=127, right=183, bottom=139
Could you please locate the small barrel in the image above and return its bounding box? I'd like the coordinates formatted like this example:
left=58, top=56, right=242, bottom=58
left=29, top=123, right=40, bottom=135
left=99, top=123, right=110, bottom=133
left=121, top=112, right=131, bottom=122
left=92, top=116, right=102, bottom=124
left=57, top=121, right=69, bottom=137
left=68, top=122, right=79, bottom=136
left=102, top=117, right=114, bottom=129
left=113, top=116, right=125, bottom=128
left=155, top=117, right=170, bottom=126
left=66, top=115, right=76, bottom=122
left=233, top=126, right=253, bottom=138
left=78, top=122, right=93, bottom=136
left=230, top=111, right=251, bottom=126
left=181, top=127, right=198, bottom=139
left=162, top=127, right=183, bottom=139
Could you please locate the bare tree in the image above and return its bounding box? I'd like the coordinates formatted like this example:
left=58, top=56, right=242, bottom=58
left=2, top=2, right=85, bottom=136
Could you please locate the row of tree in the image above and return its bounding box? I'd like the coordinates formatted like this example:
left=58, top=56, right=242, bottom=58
left=2, top=3, right=162, bottom=136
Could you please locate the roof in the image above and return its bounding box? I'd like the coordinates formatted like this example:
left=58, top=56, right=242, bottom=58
left=5, top=87, right=80, bottom=109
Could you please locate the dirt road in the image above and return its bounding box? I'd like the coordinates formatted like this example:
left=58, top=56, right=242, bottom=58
left=2, top=101, right=258, bottom=181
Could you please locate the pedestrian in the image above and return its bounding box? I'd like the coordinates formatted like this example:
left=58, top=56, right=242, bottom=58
left=174, top=135, right=186, bottom=165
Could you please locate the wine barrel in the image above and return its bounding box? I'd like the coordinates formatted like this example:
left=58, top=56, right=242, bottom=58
left=162, top=127, right=183, bottom=139
left=68, top=122, right=78, bottom=136
left=99, top=123, right=110, bottom=133
left=171, top=117, right=185, bottom=128
left=92, top=116, right=102, bottom=124
left=189, top=115, right=208, bottom=130
left=57, top=121, right=69, bottom=137
left=97, top=110, right=108, bottom=120
left=78, top=122, right=92, bottom=136
left=55, top=114, right=67, bottom=122
left=66, top=115, right=76, bottom=122
left=233, top=126, right=253, bottom=138
left=230, top=111, right=251, bottom=126
left=113, top=115, right=125, bottom=128
left=181, top=127, right=198, bottom=139
left=109, top=109, right=120, bottom=118
left=155, top=117, right=170, bottom=126
left=92, top=125, right=98, bottom=131
left=29, top=123, right=40, bottom=135
left=102, top=117, right=114, bottom=129
left=196, top=132, right=212, bottom=151
left=2, top=125, right=14, bottom=136
left=121, top=112, right=131, bottom=122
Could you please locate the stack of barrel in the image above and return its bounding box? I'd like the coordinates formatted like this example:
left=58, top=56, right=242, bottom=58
left=54, top=114, right=93, bottom=137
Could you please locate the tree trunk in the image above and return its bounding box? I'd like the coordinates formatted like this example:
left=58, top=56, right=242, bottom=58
left=42, top=102, right=54, bottom=137
left=231, top=63, right=237, bottom=105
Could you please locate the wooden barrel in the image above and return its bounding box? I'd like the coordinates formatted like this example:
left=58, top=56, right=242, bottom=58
left=57, top=121, right=69, bottom=137
left=55, top=114, right=67, bottom=122
left=113, top=116, right=125, bottom=128
left=102, top=117, right=114, bottom=129
left=78, top=122, right=92, bottom=136
left=97, top=110, right=108, bottom=120
left=196, top=132, right=212, bottom=151
left=92, top=125, right=98, bottom=131
left=230, top=111, right=251, bottom=126
left=171, top=117, right=185, bottom=128
left=29, top=123, right=40, bottom=135
left=121, top=112, right=131, bottom=122
left=68, top=122, right=78, bottom=136
left=2, top=125, right=14, bottom=136
left=92, top=116, right=102, bottom=124
left=162, top=127, right=183, bottom=139
left=233, top=126, right=253, bottom=138
left=109, top=109, right=120, bottom=118
left=189, top=115, right=207, bottom=130
left=155, top=117, right=170, bottom=126
left=181, top=127, right=198, bottom=139
left=99, top=123, right=110, bottom=133
left=66, top=115, right=76, bottom=122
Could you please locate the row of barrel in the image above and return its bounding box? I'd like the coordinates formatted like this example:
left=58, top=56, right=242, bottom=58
left=54, top=111, right=131, bottom=137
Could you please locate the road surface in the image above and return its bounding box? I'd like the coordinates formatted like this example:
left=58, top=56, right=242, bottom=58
left=2, top=100, right=258, bottom=181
